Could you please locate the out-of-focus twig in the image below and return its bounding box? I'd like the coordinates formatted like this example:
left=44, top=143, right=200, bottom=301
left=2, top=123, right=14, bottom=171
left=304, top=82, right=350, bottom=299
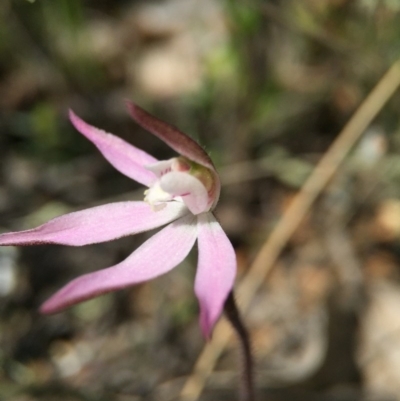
left=178, top=60, right=400, bottom=401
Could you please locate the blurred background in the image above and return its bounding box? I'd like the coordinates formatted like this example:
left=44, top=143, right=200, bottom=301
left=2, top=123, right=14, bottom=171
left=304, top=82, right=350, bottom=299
left=1, top=0, right=400, bottom=400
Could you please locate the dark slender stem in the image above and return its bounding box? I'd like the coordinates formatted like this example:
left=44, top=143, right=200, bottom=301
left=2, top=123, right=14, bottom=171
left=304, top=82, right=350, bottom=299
left=224, top=291, right=255, bottom=401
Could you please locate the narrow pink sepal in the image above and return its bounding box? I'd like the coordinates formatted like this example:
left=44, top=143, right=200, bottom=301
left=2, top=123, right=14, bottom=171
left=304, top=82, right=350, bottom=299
left=40, top=214, right=198, bottom=313
left=160, top=172, right=209, bottom=215
left=195, top=213, right=237, bottom=338
left=69, top=110, right=157, bottom=187
left=0, top=202, right=187, bottom=246
left=125, top=101, right=215, bottom=171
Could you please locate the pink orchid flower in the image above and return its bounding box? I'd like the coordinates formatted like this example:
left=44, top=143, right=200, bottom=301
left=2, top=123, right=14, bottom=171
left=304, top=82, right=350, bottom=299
left=0, top=102, right=236, bottom=338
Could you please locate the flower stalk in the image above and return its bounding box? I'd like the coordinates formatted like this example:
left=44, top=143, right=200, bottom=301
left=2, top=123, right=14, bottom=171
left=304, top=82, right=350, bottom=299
left=224, top=291, right=255, bottom=401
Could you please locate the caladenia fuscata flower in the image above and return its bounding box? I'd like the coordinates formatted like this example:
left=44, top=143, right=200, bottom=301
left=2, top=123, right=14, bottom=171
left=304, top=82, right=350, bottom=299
left=0, top=102, right=236, bottom=339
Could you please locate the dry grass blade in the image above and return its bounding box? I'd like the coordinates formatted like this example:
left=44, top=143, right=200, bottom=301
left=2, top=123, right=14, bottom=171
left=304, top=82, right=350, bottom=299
left=178, top=59, right=400, bottom=401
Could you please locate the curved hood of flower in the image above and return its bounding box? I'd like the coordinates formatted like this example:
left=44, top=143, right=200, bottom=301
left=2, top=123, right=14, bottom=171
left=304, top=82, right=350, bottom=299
left=126, top=101, right=221, bottom=209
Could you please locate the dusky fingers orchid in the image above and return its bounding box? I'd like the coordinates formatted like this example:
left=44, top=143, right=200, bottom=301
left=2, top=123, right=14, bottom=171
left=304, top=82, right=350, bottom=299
left=0, top=102, right=236, bottom=338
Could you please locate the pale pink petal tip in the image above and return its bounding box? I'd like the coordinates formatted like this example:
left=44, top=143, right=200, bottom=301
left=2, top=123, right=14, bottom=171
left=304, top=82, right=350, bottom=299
left=0, top=202, right=187, bottom=247
left=195, top=213, right=237, bottom=338
left=69, top=109, right=157, bottom=186
left=199, top=304, right=220, bottom=340
left=40, top=214, right=198, bottom=314
left=198, top=291, right=231, bottom=339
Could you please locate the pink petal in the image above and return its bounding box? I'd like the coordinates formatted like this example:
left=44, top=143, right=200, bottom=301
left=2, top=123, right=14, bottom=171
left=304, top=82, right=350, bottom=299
left=0, top=202, right=187, bottom=246
left=126, top=101, right=215, bottom=171
left=40, top=214, right=198, bottom=313
left=195, top=213, right=236, bottom=338
left=70, top=110, right=157, bottom=186
left=160, top=172, right=209, bottom=215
